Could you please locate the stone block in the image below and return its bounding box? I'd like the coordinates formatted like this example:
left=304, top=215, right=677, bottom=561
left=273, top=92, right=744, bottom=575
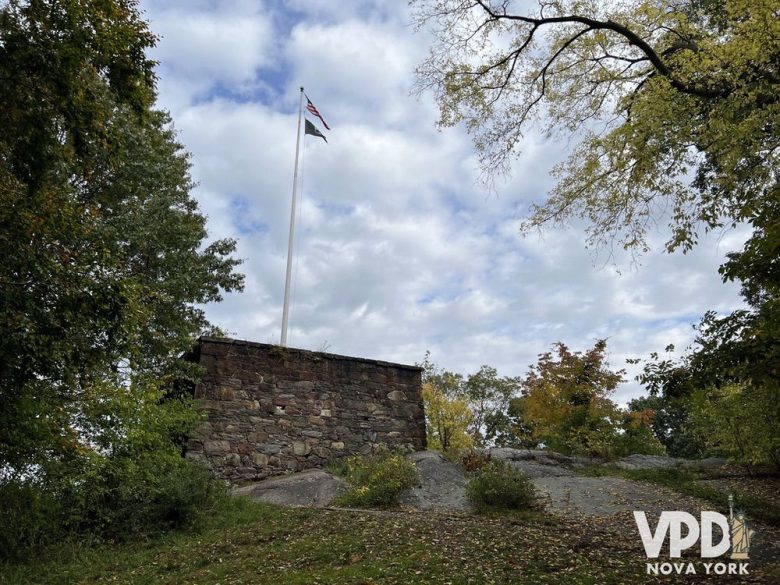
left=237, top=443, right=253, bottom=455
left=293, top=441, right=310, bottom=456
left=214, top=387, right=235, bottom=400
left=247, top=431, right=268, bottom=443
left=204, top=440, right=231, bottom=453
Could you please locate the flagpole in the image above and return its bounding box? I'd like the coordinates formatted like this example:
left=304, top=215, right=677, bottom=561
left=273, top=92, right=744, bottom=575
left=281, top=87, right=304, bottom=346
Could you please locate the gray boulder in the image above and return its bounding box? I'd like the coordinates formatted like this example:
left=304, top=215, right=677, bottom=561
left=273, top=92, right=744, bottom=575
left=489, top=447, right=591, bottom=470
left=506, top=460, right=575, bottom=478
left=399, top=450, right=473, bottom=512
left=232, top=468, right=347, bottom=508
left=613, top=454, right=728, bottom=471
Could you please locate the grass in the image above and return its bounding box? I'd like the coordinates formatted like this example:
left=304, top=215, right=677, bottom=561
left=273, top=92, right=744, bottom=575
left=4, top=465, right=779, bottom=584
left=0, top=496, right=659, bottom=585
left=579, top=465, right=780, bottom=527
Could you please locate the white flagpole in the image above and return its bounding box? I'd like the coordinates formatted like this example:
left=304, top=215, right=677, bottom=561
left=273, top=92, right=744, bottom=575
left=281, top=87, right=304, bottom=346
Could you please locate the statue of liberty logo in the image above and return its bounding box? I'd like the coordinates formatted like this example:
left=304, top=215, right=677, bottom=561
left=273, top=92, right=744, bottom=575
left=728, top=494, right=754, bottom=560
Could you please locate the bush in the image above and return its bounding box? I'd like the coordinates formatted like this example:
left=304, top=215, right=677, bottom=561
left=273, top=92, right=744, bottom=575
left=325, top=457, right=349, bottom=477
left=612, top=426, right=667, bottom=458
left=460, top=449, right=492, bottom=473
left=69, top=452, right=226, bottom=538
left=333, top=448, right=419, bottom=508
left=0, top=478, right=62, bottom=560
left=466, top=460, right=538, bottom=510
left=0, top=454, right=225, bottom=561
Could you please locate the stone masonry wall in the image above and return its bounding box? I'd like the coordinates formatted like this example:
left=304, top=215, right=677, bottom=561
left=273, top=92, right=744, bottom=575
left=185, top=337, right=427, bottom=483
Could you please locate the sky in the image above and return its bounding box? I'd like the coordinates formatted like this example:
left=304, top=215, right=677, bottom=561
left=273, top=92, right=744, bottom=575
left=139, top=0, right=746, bottom=404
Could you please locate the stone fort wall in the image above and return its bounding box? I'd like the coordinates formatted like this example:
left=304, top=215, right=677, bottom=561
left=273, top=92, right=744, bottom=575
left=185, top=337, right=427, bottom=483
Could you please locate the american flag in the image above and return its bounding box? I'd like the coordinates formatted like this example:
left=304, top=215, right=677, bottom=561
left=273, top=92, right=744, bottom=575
left=305, top=95, right=330, bottom=130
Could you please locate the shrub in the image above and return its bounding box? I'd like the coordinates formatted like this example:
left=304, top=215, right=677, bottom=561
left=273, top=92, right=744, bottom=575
left=466, top=460, right=538, bottom=510
left=0, top=478, right=62, bottom=560
left=0, top=453, right=225, bottom=561
left=460, top=449, right=492, bottom=473
left=333, top=447, right=419, bottom=508
left=66, top=451, right=226, bottom=538
left=612, top=425, right=667, bottom=458
left=325, top=457, right=349, bottom=477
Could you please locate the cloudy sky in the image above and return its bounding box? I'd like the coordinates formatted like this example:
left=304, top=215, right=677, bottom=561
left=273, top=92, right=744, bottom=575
left=139, top=0, right=746, bottom=403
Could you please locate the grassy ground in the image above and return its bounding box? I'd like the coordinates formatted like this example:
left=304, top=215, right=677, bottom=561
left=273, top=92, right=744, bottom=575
left=4, top=467, right=779, bottom=584
left=1, top=497, right=659, bottom=585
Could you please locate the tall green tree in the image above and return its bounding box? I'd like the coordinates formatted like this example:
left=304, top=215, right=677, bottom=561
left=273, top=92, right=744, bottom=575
left=0, top=0, right=243, bottom=476
left=636, top=342, right=779, bottom=469
left=464, top=365, right=521, bottom=447
left=627, top=394, right=708, bottom=459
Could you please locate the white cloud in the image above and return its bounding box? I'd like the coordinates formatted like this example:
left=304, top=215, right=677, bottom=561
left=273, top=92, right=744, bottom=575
left=144, top=0, right=275, bottom=110
left=139, top=0, right=747, bottom=406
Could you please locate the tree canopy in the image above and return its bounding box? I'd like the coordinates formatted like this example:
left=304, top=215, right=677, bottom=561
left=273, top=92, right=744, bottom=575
left=419, top=353, right=522, bottom=449
left=413, top=0, right=778, bottom=254
left=514, top=340, right=627, bottom=456
left=0, top=0, right=243, bottom=474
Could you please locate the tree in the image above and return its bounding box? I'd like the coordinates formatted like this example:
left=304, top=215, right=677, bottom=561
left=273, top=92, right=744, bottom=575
left=636, top=344, right=779, bottom=469
left=504, top=396, right=539, bottom=449
left=627, top=394, right=708, bottom=458
left=514, top=340, right=625, bottom=456
left=0, top=0, right=243, bottom=535
left=419, top=350, right=466, bottom=398
left=688, top=384, right=779, bottom=471
left=414, top=0, right=779, bottom=464
left=616, top=404, right=667, bottom=457
left=421, top=382, right=475, bottom=454
left=464, top=365, right=521, bottom=447
left=419, top=353, right=521, bottom=446
left=413, top=0, right=778, bottom=255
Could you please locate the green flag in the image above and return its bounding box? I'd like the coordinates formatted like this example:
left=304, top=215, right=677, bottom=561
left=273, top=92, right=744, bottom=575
left=305, top=119, right=327, bottom=143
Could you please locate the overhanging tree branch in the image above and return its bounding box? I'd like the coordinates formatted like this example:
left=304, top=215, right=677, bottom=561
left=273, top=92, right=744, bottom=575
left=473, top=0, right=729, bottom=98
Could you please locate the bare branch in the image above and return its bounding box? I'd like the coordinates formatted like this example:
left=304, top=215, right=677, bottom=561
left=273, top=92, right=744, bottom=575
left=472, top=0, right=728, bottom=98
